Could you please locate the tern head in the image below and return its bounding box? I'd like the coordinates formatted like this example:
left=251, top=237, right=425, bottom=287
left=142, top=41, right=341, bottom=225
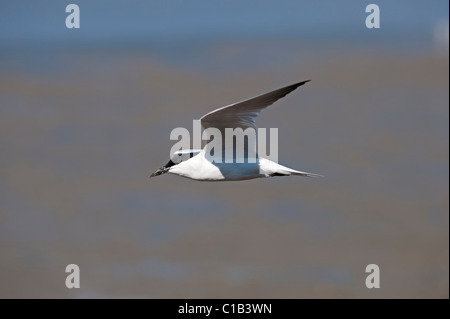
left=149, top=149, right=202, bottom=178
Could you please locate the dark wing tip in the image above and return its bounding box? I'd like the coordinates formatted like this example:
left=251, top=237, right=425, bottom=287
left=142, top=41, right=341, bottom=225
left=278, top=80, right=311, bottom=95
left=293, top=80, right=311, bottom=87
left=272, top=80, right=311, bottom=100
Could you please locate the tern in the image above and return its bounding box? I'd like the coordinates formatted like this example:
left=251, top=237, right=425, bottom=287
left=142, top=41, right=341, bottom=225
left=150, top=80, right=323, bottom=181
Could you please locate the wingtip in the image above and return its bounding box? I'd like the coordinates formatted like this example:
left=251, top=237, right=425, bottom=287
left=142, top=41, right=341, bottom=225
left=298, top=79, right=311, bottom=86
left=289, top=80, right=311, bottom=90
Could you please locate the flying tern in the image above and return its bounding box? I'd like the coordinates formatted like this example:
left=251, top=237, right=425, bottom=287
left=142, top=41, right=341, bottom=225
left=150, top=80, right=322, bottom=181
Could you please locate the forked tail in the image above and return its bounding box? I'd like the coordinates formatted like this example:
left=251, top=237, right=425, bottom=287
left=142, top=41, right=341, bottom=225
left=259, top=158, right=324, bottom=178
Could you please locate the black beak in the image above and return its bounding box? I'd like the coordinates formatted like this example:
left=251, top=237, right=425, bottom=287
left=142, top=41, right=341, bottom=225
left=149, top=167, right=169, bottom=178
left=149, top=160, right=176, bottom=178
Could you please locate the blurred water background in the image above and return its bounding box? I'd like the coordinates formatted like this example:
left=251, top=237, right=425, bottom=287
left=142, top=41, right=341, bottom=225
left=0, top=0, right=448, bottom=298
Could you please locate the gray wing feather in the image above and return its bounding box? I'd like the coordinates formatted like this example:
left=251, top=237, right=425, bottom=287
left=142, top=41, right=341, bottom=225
left=200, top=80, right=310, bottom=130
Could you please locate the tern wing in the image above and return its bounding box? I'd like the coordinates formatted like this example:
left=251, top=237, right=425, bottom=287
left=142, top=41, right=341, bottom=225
left=200, top=80, right=310, bottom=131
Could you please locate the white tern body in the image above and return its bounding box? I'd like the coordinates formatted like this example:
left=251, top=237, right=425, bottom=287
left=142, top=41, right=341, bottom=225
left=150, top=81, right=322, bottom=181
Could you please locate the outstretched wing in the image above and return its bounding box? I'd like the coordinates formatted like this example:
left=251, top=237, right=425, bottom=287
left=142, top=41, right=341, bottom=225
left=200, top=80, right=310, bottom=131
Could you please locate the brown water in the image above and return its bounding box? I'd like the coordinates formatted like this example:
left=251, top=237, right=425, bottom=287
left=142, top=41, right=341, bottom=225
left=0, top=43, right=448, bottom=298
